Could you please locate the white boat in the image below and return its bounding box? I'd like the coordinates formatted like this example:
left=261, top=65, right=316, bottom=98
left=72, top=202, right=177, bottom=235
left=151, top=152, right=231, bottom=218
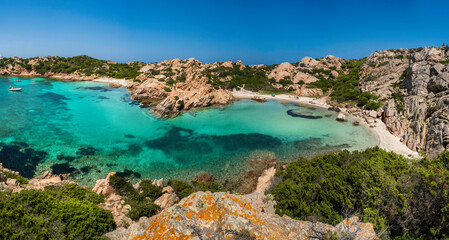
left=8, top=87, right=22, bottom=91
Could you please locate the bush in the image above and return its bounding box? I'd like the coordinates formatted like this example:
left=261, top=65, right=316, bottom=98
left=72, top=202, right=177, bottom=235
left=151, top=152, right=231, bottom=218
left=271, top=147, right=449, bottom=239
left=191, top=180, right=224, bottom=192
left=138, top=179, right=163, bottom=200
left=0, top=186, right=115, bottom=239
left=365, top=101, right=382, bottom=110
left=109, top=175, right=160, bottom=221
left=127, top=199, right=159, bottom=221
left=45, top=184, right=105, bottom=204
left=168, top=179, right=193, bottom=199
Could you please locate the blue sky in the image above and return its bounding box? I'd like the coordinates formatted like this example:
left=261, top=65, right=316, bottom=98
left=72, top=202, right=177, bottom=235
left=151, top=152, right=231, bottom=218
left=0, top=0, right=448, bottom=64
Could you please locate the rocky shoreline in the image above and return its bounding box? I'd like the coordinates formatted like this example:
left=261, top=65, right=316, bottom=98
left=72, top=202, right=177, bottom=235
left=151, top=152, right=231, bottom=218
left=1, top=46, right=447, bottom=158
left=232, top=89, right=419, bottom=158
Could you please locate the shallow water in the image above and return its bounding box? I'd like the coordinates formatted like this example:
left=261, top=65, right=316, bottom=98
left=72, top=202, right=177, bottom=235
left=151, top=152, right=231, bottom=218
left=0, top=77, right=377, bottom=185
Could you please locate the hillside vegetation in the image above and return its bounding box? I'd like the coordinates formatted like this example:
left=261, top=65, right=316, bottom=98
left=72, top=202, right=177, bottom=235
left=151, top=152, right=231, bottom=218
left=272, top=147, right=449, bottom=239
left=0, top=55, right=144, bottom=80
left=0, top=184, right=115, bottom=239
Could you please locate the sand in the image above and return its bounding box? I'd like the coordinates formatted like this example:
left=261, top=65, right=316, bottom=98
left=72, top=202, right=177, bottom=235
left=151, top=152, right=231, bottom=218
left=92, top=77, right=133, bottom=88
left=232, top=89, right=420, bottom=159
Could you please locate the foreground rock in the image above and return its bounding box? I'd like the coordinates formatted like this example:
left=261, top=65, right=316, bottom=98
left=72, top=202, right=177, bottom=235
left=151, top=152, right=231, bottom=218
left=106, top=191, right=378, bottom=240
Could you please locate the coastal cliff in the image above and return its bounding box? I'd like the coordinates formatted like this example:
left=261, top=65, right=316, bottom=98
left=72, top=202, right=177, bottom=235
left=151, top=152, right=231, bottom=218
left=359, top=46, right=449, bottom=157
left=1, top=45, right=449, bottom=156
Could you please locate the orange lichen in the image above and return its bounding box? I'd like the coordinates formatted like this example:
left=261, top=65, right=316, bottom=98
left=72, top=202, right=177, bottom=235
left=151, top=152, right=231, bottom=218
left=132, top=192, right=322, bottom=239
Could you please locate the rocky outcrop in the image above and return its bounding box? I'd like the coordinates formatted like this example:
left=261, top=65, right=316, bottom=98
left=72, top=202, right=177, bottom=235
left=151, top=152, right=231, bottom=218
left=132, top=58, right=234, bottom=117
left=106, top=191, right=378, bottom=240
left=154, top=186, right=179, bottom=209
left=93, top=172, right=117, bottom=195
left=265, top=56, right=344, bottom=96
left=0, top=164, right=75, bottom=192
left=254, top=166, right=276, bottom=193
left=360, top=46, right=449, bottom=157
left=336, top=113, right=346, bottom=122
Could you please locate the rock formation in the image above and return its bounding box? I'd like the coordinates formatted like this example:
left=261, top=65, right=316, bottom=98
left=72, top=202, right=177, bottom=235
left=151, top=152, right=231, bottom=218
left=106, top=191, right=378, bottom=240
left=360, top=46, right=449, bottom=157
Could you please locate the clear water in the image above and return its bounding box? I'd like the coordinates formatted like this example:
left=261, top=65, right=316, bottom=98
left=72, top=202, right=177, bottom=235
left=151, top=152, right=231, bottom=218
left=0, top=76, right=377, bottom=186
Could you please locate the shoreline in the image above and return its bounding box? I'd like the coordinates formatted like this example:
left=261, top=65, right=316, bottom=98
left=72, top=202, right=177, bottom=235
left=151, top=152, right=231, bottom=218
left=4, top=74, right=420, bottom=159
left=232, top=90, right=420, bottom=159
left=91, top=77, right=135, bottom=88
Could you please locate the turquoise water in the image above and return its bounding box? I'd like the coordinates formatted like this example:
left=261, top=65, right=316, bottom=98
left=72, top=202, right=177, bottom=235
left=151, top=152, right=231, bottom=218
left=0, top=76, right=377, bottom=185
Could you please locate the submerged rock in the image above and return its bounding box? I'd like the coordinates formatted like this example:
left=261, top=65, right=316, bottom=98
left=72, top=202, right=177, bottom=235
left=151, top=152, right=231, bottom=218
left=194, top=172, right=215, bottom=184
left=287, top=109, right=323, bottom=119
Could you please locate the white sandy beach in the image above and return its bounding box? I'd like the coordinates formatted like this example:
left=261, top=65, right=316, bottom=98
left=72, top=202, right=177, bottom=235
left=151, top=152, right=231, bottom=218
left=232, top=89, right=420, bottom=159
left=92, top=77, right=133, bottom=88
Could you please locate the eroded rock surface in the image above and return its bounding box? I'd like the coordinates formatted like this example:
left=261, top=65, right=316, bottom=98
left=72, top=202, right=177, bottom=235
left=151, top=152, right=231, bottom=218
left=360, top=46, right=449, bottom=157
left=106, top=191, right=378, bottom=240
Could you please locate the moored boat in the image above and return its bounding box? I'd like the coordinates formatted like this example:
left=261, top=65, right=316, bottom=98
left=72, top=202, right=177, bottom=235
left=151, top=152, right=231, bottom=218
left=8, top=87, right=22, bottom=91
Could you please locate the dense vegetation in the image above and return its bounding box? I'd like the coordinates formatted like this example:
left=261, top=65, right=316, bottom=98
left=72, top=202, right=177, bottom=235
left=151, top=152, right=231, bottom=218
left=0, top=184, right=115, bottom=239
left=0, top=55, right=143, bottom=80
left=272, top=147, right=449, bottom=239
left=309, top=59, right=382, bottom=110
left=167, top=179, right=223, bottom=199
left=202, top=63, right=282, bottom=92
left=109, top=175, right=161, bottom=221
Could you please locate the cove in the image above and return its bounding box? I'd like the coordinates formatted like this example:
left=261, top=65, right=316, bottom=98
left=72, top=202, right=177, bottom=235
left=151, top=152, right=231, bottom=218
left=0, top=77, right=377, bottom=186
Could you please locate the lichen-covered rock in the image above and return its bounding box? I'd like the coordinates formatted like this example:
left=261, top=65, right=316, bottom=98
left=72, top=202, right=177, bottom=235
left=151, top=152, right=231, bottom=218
left=106, top=191, right=378, bottom=240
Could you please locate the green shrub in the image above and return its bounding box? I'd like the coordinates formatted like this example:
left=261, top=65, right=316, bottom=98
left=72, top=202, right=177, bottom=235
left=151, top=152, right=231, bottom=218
left=109, top=175, right=161, bottom=221
left=127, top=198, right=159, bottom=221
left=0, top=187, right=115, bottom=239
left=365, top=101, right=382, bottom=110
left=109, top=174, right=136, bottom=197
left=191, top=180, right=224, bottom=192
left=168, top=179, right=193, bottom=199
left=2, top=55, right=143, bottom=79
left=272, top=147, right=449, bottom=239
left=138, top=179, right=163, bottom=200
left=45, top=184, right=105, bottom=204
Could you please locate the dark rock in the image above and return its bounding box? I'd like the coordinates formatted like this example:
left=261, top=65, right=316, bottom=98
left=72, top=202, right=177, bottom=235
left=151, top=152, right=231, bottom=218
left=287, top=110, right=322, bottom=119
left=328, top=106, right=341, bottom=112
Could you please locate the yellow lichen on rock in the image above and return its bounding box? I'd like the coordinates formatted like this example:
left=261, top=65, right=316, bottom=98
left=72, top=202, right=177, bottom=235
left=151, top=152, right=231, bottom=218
left=106, top=191, right=379, bottom=240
